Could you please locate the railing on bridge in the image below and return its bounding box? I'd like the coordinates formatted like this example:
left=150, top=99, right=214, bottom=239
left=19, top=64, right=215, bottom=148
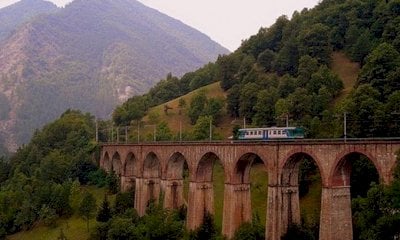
left=99, top=137, right=400, bottom=146
left=96, top=122, right=400, bottom=145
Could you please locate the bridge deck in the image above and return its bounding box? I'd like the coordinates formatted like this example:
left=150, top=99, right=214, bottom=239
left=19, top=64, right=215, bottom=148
left=100, top=137, right=400, bottom=146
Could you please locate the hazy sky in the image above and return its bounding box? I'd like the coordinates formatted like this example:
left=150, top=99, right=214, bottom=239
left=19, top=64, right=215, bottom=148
left=0, top=0, right=320, bottom=51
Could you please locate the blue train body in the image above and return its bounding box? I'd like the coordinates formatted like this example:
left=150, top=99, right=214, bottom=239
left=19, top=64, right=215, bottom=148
left=238, top=127, right=304, bottom=140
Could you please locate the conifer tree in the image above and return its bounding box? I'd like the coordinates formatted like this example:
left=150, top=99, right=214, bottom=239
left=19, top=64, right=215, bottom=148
left=96, top=195, right=111, bottom=222
left=196, top=212, right=217, bottom=240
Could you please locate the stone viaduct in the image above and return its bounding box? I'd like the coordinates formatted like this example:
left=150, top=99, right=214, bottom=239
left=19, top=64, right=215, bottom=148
left=99, top=140, right=400, bottom=240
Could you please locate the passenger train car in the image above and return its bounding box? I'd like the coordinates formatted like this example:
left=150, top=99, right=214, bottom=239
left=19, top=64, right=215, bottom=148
left=238, top=127, right=304, bottom=140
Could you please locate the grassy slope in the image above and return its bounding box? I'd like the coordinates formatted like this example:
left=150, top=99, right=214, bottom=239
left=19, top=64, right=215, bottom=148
left=300, top=176, right=322, bottom=226
left=331, top=52, right=360, bottom=104
left=141, top=82, right=235, bottom=139
left=250, top=163, right=268, bottom=225
left=8, top=186, right=115, bottom=240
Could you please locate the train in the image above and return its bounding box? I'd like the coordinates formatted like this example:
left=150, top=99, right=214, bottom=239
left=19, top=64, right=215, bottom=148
left=237, top=127, right=304, bottom=140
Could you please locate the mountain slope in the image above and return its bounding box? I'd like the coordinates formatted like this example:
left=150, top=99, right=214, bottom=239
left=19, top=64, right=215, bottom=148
left=0, top=0, right=58, bottom=42
left=0, top=0, right=229, bottom=151
left=140, top=51, right=359, bottom=140
left=113, top=0, right=400, bottom=143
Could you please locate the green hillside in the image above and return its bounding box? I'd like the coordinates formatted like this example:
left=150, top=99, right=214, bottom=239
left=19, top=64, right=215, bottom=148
left=135, top=51, right=360, bottom=140
left=114, top=0, right=400, bottom=140
left=8, top=187, right=114, bottom=240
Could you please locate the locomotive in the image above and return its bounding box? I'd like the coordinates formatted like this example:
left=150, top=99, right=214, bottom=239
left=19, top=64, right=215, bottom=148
left=237, top=127, right=304, bottom=140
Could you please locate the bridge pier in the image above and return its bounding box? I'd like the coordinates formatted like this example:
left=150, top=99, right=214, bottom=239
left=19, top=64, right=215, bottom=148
left=163, top=179, right=185, bottom=209
left=266, top=185, right=300, bottom=240
left=222, top=183, right=252, bottom=239
left=187, top=181, right=214, bottom=230
left=320, top=186, right=352, bottom=240
left=134, top=177, right=160, bottom=216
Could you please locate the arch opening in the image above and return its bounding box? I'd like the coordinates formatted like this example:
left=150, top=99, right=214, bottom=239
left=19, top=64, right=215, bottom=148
left=122, top=152, right=136, bottom=192
left=124, top=152, right=136, bottom=177
left=234, top=153, right=268, bottom=227
left=143, top=152, right=160, bottom=178
left=166, top=152, right=189, bottom=180
left=333, top=152, right=380, bottom=240
left=103, top=152, right=111, bottom=172
left=165, top=152, right=189, bottom=209
left=333, top=152, right=380, bottom=198
left=111, top=152, right=122, bottom=176
left=143, top=152, right=161, bottom=206
left=195, top=152, right=225, bottom=231
left=281, top=152, right=322, bottom=239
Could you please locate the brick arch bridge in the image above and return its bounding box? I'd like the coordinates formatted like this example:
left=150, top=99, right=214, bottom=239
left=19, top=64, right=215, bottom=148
left=99, top=140, right=400, bottom=240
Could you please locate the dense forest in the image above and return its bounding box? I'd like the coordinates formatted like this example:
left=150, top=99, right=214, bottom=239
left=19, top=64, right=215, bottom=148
left=0, top=110, right=99, bottom=237
left=113, top=0, right=400, bottom=140
left=1, top=0, right=400, bottom=239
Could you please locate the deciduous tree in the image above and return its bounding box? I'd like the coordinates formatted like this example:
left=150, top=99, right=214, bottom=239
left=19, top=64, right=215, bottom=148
left=79, top=191, right=97, bottom=232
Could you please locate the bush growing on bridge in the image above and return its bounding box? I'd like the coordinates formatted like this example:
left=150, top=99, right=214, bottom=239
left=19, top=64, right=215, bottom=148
left=233, top=214, right=265, bottom=240
left=281, top=223, right=316, bottom=240
left=186, top=212, right=224, bottom=240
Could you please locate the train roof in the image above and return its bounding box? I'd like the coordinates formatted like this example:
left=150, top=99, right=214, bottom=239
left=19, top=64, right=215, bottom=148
left=239, top=127, right=298, bottom=131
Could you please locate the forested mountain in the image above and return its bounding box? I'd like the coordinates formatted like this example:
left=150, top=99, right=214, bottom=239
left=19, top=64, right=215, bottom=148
left=114, top=0, right=400, bottom=141
left=0, top=0, right=228, bottom=152
left=0, top=0, right=58, bottom=42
